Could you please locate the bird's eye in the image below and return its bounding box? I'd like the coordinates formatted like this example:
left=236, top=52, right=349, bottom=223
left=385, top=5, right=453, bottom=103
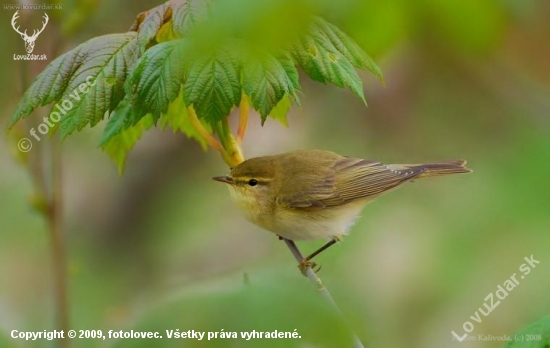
left=248, top=179, right=258, bottom=187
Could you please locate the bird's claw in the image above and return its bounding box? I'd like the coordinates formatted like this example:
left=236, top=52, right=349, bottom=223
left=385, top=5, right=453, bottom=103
left=298, top=259, right=321, bottom=276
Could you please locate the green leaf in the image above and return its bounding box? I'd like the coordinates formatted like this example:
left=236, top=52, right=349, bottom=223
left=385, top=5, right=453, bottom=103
left=279, top=54, right=301, bottom=99
left=155, top=21, right=178, bottom=43
left=11, top=33, right=139, bottom=135
left=10, top=0, right=383, bottom=167
left=183, top=44, right=242, bottom=124
left=292, top=17, right=380, bottom=104
left=99, top=96, right=135, bottom=146
left=312, top=17, right=384, bottom=83
left=242, top=52, right=297, bottom=122
left=268, top=93, right=292, bottom=126
left=11, top=33, right=140, bottom=137
left=502, top=315, right=550, bottom=348
left=56, top=33, right=140, bottom=139
left=128, top=40, right=188, bottom=123
left=159, top=91, right=212, bottom=150
left=135, top=2, right=170, bottom=50
left=171, top=0, right=211, bottom=37
left=100, top=113, right=154, bottom=174
left=10, top=41, right=87, bottom=128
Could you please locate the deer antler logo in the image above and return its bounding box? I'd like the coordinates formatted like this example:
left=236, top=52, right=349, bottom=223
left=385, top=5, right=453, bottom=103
left=11, top=11, right=49, bottom=54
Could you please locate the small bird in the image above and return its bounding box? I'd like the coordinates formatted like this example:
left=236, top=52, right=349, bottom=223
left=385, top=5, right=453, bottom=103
left=213, top=149, right=471, bottom=270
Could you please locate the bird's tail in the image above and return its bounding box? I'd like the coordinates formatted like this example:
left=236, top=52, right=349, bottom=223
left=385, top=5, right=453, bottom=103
left=405, top=160, right=472, bottom=179
left=388, top=160, right=472, bottom=180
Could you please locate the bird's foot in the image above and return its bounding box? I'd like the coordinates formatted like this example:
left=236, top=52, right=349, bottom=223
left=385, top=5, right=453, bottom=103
left=298, top=259, right=321, bottom=276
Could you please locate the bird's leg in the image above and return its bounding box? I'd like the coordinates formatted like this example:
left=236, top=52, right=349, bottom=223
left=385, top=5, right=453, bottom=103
left=298, top=239, right=339, bottom=275
left=282, top=237, right=339, bottom=275
left=281, top=238, right=318, bottom=276
left=298, top=260, right=321, bottom=275
left=304, top=239, right=338, bottom=261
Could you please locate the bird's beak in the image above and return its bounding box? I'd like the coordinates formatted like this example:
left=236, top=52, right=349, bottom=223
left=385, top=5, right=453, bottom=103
left=212, top=176, right=234, bottom=185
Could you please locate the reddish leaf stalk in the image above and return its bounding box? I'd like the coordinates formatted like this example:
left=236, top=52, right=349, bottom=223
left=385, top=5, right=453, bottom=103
left=237, top=95, right=249, bottom=143
left=187, top=106, right=223, bottom=152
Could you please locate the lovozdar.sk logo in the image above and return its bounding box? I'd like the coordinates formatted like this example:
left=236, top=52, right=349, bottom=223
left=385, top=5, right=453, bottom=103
left=11, top=10, right=48, bottom=59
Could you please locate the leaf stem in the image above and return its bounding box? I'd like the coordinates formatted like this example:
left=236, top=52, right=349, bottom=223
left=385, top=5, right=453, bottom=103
left=187, top=106, right=223, bottom=152
left=215, top=117, right=244, bottom=167
left=237, top=95, right=249, bottom=143
left=282, top=238, right=365, bottom=348
left=188, top=107, right=244, bottom=167
left=216, top=118, right=230, bottom=146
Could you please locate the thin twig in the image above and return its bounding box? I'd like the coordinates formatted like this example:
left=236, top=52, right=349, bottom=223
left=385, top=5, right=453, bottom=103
left=282, top=239, right=365, bottom=348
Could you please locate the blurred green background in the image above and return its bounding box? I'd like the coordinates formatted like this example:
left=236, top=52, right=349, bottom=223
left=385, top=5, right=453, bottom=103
left=1, top=0, right=549, bottom=347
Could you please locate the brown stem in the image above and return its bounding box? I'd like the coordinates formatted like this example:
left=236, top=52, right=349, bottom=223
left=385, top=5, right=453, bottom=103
left=17, top=27, right=69, bottom=347
left=48, top=23, right=70, bottom=348
left=49, top=135, right=69, bottom=348
left=237, top=95, right=249, bottom=143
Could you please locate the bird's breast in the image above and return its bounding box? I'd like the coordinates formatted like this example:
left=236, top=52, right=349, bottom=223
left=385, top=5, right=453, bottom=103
left=271, top=200, right=368, bottom=241
left=227, top=186, right=370, bottom=241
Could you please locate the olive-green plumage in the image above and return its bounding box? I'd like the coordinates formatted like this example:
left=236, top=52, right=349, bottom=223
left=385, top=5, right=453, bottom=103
left=214, top=150, right=471, bottom=241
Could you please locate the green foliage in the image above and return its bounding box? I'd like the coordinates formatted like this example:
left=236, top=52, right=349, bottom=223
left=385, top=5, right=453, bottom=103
left=9, top=0, right=383, bottom=171
left=10, top=32, right=140, bottom=139
left=159, top=91, right=212, bottom=150
left=502, top=315, right=550, bottom=348
left=128, top=40, right=188, bottom=122
left=100, top=104, right=154, bottom=173
left=182, top=42, right=243, bottom=124
left=291, top=16, right=386, bottom=105
left=269, top=95, right=293, bottom=127
left=136, top=2, right=171, bottom=50
left=171, top=0, right=210, bottom=37
left=242, top=52, right=299, bottom=123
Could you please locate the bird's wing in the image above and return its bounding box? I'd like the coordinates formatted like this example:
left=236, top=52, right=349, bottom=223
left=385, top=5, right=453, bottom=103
left=278, top=157, right=425, bottom=210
